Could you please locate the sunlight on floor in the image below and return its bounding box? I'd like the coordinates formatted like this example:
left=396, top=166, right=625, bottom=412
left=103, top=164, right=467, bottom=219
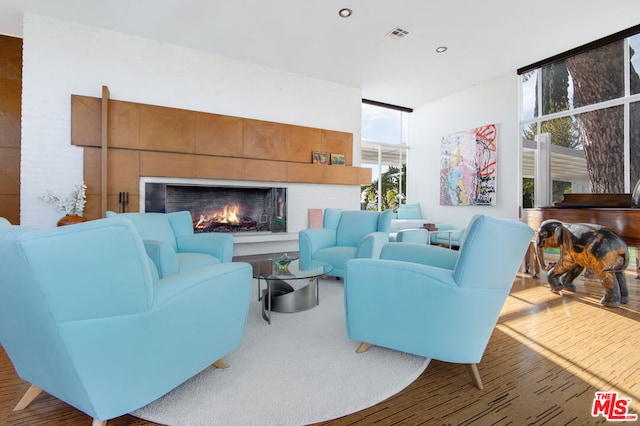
left=498, top=268, right=640, bottom=413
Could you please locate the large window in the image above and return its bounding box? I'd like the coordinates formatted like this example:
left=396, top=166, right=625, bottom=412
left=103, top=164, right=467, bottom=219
left=360, top=100, right=411, bottom=211
left=520, top=28, right=640, bottom=207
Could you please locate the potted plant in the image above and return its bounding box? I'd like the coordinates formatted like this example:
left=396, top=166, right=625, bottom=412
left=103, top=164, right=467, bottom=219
left=39, top=183, right=88, bottom=226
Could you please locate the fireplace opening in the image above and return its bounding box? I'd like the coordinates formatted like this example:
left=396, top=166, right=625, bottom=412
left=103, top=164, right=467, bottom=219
left=145, top=183, right=287, bottom=233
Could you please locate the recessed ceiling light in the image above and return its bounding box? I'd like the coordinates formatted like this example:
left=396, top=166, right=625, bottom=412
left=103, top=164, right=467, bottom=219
left=338, top=8, right=352, bottom=18
left=436, top=46, right=448, bottom=53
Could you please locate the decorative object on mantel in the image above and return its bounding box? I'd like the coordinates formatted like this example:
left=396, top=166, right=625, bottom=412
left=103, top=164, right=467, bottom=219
left=330, top=153, right=345, bottom=165
left=118, top=191, right=129, bottom=213
left=312, top=151, right=328, bottom=164
left=38, top=183, right=87, bottom=226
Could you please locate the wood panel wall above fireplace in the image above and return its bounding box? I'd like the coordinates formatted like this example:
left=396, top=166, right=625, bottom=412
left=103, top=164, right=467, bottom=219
left=70, top=94, right=371, bottom=220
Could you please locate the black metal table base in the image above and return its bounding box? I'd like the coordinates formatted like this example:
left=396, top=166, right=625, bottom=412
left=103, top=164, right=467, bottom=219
left=260, top=278, right=318, bottom=324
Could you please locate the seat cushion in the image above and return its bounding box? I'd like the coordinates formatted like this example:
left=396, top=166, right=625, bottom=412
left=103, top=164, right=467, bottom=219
left=176, top=253, right=222, bottom=273
left=312, top=246, right=357, bottom=276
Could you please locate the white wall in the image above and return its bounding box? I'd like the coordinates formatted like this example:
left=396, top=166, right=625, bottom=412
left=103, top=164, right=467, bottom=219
left=20, top=13, right=362, bottom=233
left=407, top=72, right=520, bottom=229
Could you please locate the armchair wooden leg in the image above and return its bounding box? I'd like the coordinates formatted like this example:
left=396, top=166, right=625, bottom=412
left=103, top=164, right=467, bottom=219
left=356, top=342, right=372, bottom=353
left=92, top=419, right=107, bottom=426
left=13, top=384, right=43, bottom=411
left=213, top=358, right=229, bottom=369
left=466, top=363, right=484, bottom=390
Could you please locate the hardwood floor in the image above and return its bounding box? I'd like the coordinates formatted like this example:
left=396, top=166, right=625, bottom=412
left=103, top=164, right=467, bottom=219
left=1, top=266, right=639, bottom=425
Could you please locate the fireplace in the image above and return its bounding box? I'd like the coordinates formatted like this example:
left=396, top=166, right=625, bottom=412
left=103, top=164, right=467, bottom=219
left=145, top=183, right=287, bottom=233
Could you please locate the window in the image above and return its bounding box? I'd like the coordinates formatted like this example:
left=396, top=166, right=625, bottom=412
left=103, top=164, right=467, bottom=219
left=360, top=100, right=411, bottom=211
left=520, top=26, right=640, bottom=207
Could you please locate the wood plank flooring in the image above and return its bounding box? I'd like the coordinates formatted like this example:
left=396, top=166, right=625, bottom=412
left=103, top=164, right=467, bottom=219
left=1, top=264, right=639, bottom=425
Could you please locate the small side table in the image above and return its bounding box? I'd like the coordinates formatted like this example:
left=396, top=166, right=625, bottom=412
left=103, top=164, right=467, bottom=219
left=251, top=259, right=333, bottom=324
left=426, top=228, right=455, bottom=248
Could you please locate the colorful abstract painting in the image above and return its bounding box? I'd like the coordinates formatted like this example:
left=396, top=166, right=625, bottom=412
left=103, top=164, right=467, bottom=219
left=440, top=124, right=497, bottom=206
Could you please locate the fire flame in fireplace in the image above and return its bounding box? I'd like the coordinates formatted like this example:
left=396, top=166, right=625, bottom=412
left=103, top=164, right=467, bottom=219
left=194, top=204, right=241, bottom=229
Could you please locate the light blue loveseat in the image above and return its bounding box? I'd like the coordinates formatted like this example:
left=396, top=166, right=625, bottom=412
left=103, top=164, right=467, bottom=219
left=299, top=208, right=393, bottom=278
left=0, top=217, right=252, bottom=424
left=106, top=210, right=233, bottom=278
left=389, top=203, right=464, bottom=247
left=344, top=215, right=533, bottom=389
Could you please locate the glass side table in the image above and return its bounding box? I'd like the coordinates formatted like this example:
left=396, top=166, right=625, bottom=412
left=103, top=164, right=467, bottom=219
left=251, top=259, right=333, bottom=324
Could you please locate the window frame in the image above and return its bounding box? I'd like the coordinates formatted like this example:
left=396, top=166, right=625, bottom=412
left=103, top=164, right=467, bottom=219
left=519, top=28, right=640, bottom=207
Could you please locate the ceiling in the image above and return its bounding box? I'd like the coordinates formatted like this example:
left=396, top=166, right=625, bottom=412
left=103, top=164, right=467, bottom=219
left=0, top=0, right=639, bottom=108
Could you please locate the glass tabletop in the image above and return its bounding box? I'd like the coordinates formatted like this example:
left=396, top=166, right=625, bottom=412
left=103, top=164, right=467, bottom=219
left=251, top=259, right=333, bottom=280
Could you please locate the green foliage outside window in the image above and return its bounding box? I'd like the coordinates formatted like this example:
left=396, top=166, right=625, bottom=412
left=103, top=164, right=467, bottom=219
left=361, top=165, right=406, bottom=211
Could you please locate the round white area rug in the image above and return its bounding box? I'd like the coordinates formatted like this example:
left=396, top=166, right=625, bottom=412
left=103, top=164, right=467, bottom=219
left=133, top=278, right=429, bottom=426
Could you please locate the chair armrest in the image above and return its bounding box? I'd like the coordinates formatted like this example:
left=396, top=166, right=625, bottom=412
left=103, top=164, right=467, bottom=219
left=299, top=228, right=337, bottom=266
left=176, top=233, right=234, bottom=263
left=355, top=231, right=390, bottom=259
left=395, top=229, right=429, bottom=244
left=152, top=262, right=253, bottom=308
left=143, top=240, right=179, bottom=279
left=380, top=242, right=459, bottom=270
left=346, top=258, right=458, bottom=293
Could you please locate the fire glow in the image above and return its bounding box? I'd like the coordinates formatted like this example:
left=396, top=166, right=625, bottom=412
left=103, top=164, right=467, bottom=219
left=194, top=204, right=241, bottom=229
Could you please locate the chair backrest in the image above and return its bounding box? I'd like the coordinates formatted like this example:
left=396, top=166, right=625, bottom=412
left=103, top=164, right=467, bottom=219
left=396, top=203, right=422, bottom=220
left=323, top=208, right=343, bottom=230
left=335, top=210, right=392, bottom=246
left=0, top=217, right=12, bottom=227
left=0, top=218, right=153, bottom=400
left=166, top=211, right=196, bottom=238
left=377, top=209, right=393, bottom=233
left=453, top=215, right=533, bottom=289
left=106, top=211, right=178, bottom=251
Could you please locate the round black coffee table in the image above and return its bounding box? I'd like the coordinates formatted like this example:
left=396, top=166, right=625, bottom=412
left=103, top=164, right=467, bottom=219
left=251, top=259, right=333, bottom=324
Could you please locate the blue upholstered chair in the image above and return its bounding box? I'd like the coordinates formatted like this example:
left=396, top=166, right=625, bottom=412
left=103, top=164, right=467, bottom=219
left=429, top=224, right=465, bottom=248
left=0, top=217, right=252, bottom=425
left=394, top=228, right=430, bottom=244
left=344, top=215, right=533, bottom=389
left=299, top=208, right=393, bottom=278
left=106, top=210, right=233, bottom=278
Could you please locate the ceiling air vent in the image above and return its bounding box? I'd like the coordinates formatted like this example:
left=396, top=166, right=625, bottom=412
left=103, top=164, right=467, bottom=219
left=386, top=27, right=409, bottom=40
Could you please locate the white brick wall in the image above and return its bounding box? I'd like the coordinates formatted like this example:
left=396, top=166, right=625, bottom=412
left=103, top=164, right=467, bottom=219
left=21, top=13, right=363, bottom=239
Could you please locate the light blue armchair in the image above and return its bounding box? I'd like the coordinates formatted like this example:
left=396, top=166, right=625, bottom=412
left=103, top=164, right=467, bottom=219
left=344, top=215, right=533, bottom=389
left=429, top=224, right=465, bottom=248
left=299, top=209, right=393, bottom=278
left=0, top=217, right=252, bottom=425
left=106, top=210, right=233, bottom=278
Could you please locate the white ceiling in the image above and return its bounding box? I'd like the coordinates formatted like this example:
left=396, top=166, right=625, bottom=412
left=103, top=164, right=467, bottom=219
left=0, top=0, right=639, bottom=108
